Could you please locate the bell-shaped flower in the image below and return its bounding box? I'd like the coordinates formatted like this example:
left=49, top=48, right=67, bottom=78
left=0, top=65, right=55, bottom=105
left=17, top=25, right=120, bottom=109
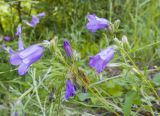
left=9, top=39, right=44, bottom=75
left=63, top=39, right=73, bottom=58
left=65, top=79, right=76, bottom=100
left=86, top=14, right=110, bottom=33
left=25, top=12, right=45, bottom=27
left=89, top=47, right=114, bottom=73
left=16, top=25, right=22, bottom=36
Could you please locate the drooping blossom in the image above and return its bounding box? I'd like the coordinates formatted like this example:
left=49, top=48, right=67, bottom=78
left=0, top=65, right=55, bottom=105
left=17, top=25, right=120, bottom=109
left=16, top=25, right=22, bottom=36
left=89, top=47, right=114, bottom=73
left=86, top=14, right=110, bottom=33
left=4, top=36, right=11, bottom=41
left=9, top=39, right=44, bottom=76
left=63, top=39, right=73, bottom=57
left=25, top=12, right=46, bottom=27
left=65, top=79, right=76, bottom=100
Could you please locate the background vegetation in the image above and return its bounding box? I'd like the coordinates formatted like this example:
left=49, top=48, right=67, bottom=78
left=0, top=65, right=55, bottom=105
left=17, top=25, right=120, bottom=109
left=0, top=0, right=160, bottom=115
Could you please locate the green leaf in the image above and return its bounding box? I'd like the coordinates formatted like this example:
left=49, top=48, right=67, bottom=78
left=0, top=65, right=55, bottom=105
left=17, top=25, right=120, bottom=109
left=123, top=91, right=138, bottom=116
left=153, top=73, right=160, bottom=86
left=77, top=93, right=91, bottom=102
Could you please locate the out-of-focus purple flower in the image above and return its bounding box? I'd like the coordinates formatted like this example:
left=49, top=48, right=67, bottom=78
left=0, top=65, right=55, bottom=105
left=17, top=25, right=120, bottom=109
left=9, top=39, right=44, bottom=76
left=2, top=44, right=14, bottom=54
left=89, top=47, right=114, bottom=73
left=26, top=16, right=39, bottom=27
left=16, top=25, right=22, bottom=36
left=37, top=12, right=46, bottom=17
left=65, top=79, right=76, bottom=100
left=14, top=112, right=18, bottom=116
left=4, top=36, right=11, bottom=41
left=26, top=12, right=45, bottom=27
left=86, top=14, right=110, bottom=33
left=63, top=39, right=73, bottom=57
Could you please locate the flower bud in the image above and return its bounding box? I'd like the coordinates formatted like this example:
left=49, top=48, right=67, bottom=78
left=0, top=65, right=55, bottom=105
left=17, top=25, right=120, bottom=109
left=63, top=39, right=73, bottom=58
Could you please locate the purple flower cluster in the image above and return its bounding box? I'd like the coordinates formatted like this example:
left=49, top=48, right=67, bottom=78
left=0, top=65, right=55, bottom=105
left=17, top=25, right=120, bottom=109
left=85, top=14, right=115, bottom=73
left=2, top=12, right=46, bottom=75
left=2, top=13, right=115, bottom=101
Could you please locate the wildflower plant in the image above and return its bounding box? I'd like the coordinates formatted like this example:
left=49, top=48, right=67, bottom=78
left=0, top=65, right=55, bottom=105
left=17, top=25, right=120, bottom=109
left=0, top=1, right=160, bottom=115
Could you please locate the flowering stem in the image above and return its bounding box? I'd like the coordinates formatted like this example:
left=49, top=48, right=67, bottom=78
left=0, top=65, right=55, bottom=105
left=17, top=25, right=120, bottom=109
left=32, top=69, right=46, bottom=116
left=72, top=68, right=121, bottom=114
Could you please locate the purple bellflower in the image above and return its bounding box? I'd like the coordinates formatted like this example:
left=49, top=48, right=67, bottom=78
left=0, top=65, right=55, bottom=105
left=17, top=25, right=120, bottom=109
left=26, top=12, right=46, bottom=27
left=63, top=39, right=73, bottom=57
left=4, top=36, right=11, bottom=41
left=65, top=80, right=76, bottom=100
left=86, top=14, right=110, bottom=33
left=16, top=25, right=22, bottom=36
left=9, top=39, right=44, bottom=76
left=89, top=47, right=114, bottom=73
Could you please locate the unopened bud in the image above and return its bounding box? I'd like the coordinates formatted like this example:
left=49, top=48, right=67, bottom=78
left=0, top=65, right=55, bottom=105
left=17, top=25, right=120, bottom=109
left=122, top=35, right=128, bottom=44
left=63, top=39, right=73, bottom=58
left=50, top=36, right=58, bottom=51
left=114, top=19, right=120, bottom=30
left=114, top=37, right=122, bottom=46
left=121, top=35, right=130, bottom=50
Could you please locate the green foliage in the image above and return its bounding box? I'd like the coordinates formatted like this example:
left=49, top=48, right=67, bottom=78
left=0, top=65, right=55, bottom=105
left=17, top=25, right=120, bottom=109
left=123, top=91, right=140, bottom=116
left=153, top=73, right=160, bottom=86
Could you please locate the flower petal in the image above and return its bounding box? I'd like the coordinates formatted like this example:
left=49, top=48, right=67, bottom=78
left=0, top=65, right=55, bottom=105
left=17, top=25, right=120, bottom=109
left=18, top=39, right=25, bottom=51
left=16, top=25, right=22, bottom=36
left=10, top=53, right=22, bottom=66
left=87, top=14, right=96, bottom=21
left=89, top=47, right=114, bottom=73
left=26, top=16, right=39, bottom=27
left=37, top=12, right=46, bottom=17
left=89, top=55, right=104, bottom=73
left=19, top=45, right=42, bottom=59
left=18, top=63, right=30, bottom=76
left=22, top=46, right=44, bottom=65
